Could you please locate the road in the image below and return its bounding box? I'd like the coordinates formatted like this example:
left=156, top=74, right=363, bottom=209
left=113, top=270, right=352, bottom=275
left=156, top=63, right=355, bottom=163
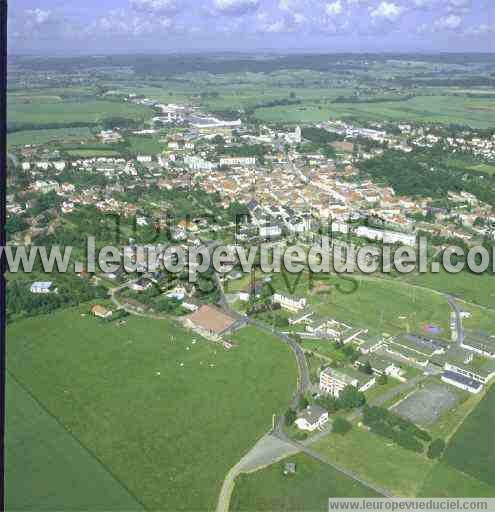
left=213, top=272, right=311, bottom=401
left=445, top=294, right=464, bottom=344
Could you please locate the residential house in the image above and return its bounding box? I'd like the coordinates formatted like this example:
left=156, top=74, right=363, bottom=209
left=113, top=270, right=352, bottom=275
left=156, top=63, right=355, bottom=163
left=295, top=405, right=329, bottom=432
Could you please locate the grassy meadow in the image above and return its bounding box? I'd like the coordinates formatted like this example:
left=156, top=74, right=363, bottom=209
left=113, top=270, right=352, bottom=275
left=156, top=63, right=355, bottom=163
left=231, top=453, right=379, bottom=511
left=6, top=309, right=297, bottom=511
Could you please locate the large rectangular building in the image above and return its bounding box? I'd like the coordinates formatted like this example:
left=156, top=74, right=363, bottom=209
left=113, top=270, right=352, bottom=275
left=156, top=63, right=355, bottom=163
left=319, top=366, right=375, bottom=398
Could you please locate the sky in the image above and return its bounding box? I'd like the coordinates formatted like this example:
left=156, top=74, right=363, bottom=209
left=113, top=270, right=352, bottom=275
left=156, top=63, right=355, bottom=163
left=7, top=0, right=495, bottom=55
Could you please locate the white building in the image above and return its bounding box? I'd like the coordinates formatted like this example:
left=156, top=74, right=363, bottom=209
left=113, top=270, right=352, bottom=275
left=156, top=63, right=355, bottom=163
left=33, top=180, right=60, bottom=194
left=355, top=226, right=416, bottom=246
left=259, top=224, right=282, bottom=238
left=184, top=155, right=217, bottom=171
left=295, top=405, right=329, bottom=432
left=30, top=282, right=54, bottom=294
left=319, top=367, right=375, bottom=398
left=271, top=293, right=307, bottom=312
left=53, top=161, right=66, bottom=172
left=219, top=157, right=256, bottom=167
left=137, top=155, right=152, bottom=163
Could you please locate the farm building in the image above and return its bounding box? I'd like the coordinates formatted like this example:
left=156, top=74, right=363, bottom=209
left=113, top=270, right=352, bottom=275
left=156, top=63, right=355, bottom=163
left=91, top=305, right=113, bottom=319
left=184, top=305, right=240, bottom=341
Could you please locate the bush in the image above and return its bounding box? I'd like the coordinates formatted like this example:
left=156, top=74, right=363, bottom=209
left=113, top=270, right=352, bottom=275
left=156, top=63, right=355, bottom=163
left=285, top=408, right=297, bottom=426
left=427, top=439, right=446, bottom=459
left=332, top=417, right=352, bottom=435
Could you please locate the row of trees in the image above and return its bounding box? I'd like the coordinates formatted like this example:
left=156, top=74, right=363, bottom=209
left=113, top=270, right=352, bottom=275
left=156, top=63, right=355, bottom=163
left=363, top=406, right=431, bottom=454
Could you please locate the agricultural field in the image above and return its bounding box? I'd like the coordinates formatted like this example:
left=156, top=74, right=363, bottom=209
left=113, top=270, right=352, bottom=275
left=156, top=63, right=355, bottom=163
left=6, top=309, right=297, bottom=511
left=7, top=126, right=94, bottom=148
left=443, top=384, right=495, bottom=487
left=254, top=94, right=495, bottom=129
left=8, top=98, right=152, bottom=129
left=4, top=374, right=143, bottom=511
left=230, top=453, right=379, bottom=511
left=127, top=135, right=166, bottom=155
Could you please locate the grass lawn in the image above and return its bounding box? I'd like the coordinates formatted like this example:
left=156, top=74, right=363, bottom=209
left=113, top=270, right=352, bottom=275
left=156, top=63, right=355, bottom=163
left=312, top=427, right=434, bottom=497
left=230, top=453, right=379, bottom=511
left=443, top=384, right=495, bottom=487
left=5, top=373, right=143, bottom=511
left=6, top=309, right=297, bottom=511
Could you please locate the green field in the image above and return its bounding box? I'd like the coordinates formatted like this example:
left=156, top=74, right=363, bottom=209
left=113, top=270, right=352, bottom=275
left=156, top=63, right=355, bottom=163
left=254, top=95, right=495, bottom=129
left=419, top=462, right=495, bottom=498
left=231, top=453, right=379, bottom=511
left=269, top=272, right=450, bottom=336
left=8, top=98, right=151, bottom=127
left=127, top=135, right=166, bottom=155
left=7, top=126, right=94, bottom=147
left=444, top=384, right=495, bottom=487
left=5, top=373, right=143, bottom=511
left=65, top=148, right=122, bottom=158
left=6, top=309, right=297, bottom=510
left=312, top=427, right=434, bottom=497
left=402, top=269, right=495, bottom=309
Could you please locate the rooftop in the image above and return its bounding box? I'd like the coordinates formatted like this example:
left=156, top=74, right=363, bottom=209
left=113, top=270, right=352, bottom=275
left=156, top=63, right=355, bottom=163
left=186, top=304, right=238, bottom=335
left=297, top=405, right=327, bottom=424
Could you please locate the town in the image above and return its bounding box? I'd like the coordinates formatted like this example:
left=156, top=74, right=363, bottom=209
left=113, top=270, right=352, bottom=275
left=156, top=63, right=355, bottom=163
left=6, top=51, right=495, bottom=512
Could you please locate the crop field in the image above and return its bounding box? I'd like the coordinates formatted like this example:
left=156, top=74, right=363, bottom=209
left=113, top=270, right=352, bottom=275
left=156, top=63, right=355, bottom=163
left=7, top=126, right=94, bottom=147
left=254, top=94, right=495, bottom=129
left=6, top=309, right=296, bottom=511
left=230, top=453, right=379, bottom=511
left=268, top=271, right=450, bottom=336
left=8, top=98, right=151, bottom=128
left=4, top=373, right=143, bottom=511
left=443, top=384, right=495, bottom=487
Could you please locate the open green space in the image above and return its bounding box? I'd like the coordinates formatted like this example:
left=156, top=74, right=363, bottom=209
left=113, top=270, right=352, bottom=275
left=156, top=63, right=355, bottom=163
left=312, top=426, right=434, bottom=497
left=402, top=269, right=495, bottom=309
left=443, top=384, right=495, bottom=487
left=419, top=462, right=495, bottom=498
left=254, top=94, right=495, bottom=128
left=6, top=310, right=296, bottom=511
left=4, top=373, right=143, bottom=511
left=269, top=272, right=450, bottom=336
left=231, top=453, right=379, bottom=511
left=8, top=99, right=151, bottom=128
left=65, top=148, right=122, bottom=158
left=127, top=135, right=165, bottom=155
left=7, top=126, right=94, bottom=147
